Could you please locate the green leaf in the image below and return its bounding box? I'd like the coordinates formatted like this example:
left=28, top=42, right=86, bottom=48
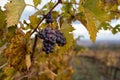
left=52, top=11, right=59, bottom=21
left=72, top=0, right=76, bottom=3
left=98, top=22, right=112, bottom=30
left=59, top=22, right=74, bottom=54
left=83, top=0, right=116, bottom=22
left=0, top=10, right=6, bottom=29
left=41, top=2, right=54, bottom=11
left=112, top=25, right=120, bottom=34
left=7, top=25, right=17, bottom=40
left=0, top=40, right=6, bottom=47
left=62, top=3, right=73, bottom=13
left=29, top=13, right=40, bottom=29
left=4, top=66, right=16, bottom=80
left=48, top=2, right=54, bottom=9
left=33, top=0, right=41, bottom=7
left=5, top=0, right=26, bottom=27
left=115, top=25, right=120, bottom=31
left=0, top=9, right=6, bottom=40
left=84, top=8, right=97, bottom=42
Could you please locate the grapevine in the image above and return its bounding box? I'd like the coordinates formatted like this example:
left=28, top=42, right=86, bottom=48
left=33, top=12, right=66, bottom=54
left=30, top=0, right=62, bottom=35
left=0, top=0, right=120, bottom=80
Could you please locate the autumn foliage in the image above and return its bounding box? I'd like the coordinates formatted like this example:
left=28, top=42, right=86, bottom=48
left=0, top=0, right=120, bottom=80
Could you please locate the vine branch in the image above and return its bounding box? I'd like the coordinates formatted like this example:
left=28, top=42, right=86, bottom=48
left=30, top=0, right=63, bottom=62
left=0, top=62, right=8, bottom=69
left=31, top=34, right=38, bottom=61
left=31, top=0, right=62, bottom=35
left=62, top=2, right=79, bottom=5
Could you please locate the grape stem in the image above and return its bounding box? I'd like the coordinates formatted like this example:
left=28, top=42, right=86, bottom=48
left=30, top=0, right=62, bottom=35
left=26, top=4, right=40, bottom=11
left=31, top=34, right=38, bottom=61
left=62, top=2, right=79, bottom=5
left=0, top=62, right=8, bottom=69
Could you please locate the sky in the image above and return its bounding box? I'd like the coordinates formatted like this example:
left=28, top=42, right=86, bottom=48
left=0, top=0, right=120, bottom=41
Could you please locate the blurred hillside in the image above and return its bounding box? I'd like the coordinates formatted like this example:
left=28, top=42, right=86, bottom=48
left=76, top=40, right=120, bottom=50
left=72, top=39, right=120, bottom=80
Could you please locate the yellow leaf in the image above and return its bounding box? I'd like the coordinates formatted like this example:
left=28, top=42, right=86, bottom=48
left=57, top=22, right=74, bottom=54
left=33, top=0, right=41, bottom=7
left=4, top=32, right=27, bottom=71
left=84, top=8, right=97, bottom=42
left=25, top=54, right=31, bottom=71
left=0, top=10, right=6, bottom=29
left=29, top=14, right=40, bottom=29
left=83, top=0, right=117, bottom=22
left=44, top=67, right=57, bottom=80
left=5, top=0, right=26, bottom=27
left=0, top=10, right=6, bottom=40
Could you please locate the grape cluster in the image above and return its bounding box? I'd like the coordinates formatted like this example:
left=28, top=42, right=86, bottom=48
left=38, top=27, right=66, bottom=54
left=55, top=30, right=66, bottom=46
left=38, top=27, right=56, bottom=54
left=44, top=12, right=54, bottom=23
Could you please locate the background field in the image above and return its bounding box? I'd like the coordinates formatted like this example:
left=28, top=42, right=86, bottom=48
left=72, top=39, right=120, bottom=80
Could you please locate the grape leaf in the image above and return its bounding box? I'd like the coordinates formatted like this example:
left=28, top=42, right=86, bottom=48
left=0, top=9, right=6, bottom=41
left=0, top=10, right=6, bottom=29
left=7, top=25, right=17, bottom=40
left=59, top=22, right=74, bottom=54
left=62, top=3, right=72, bottom=13
left=33, top=0, right=41, bottom=7
left=61, top=22, right=75, bottom=32
left=29, top=14, right=40, bottom=29
left=112, top=25, right=120, bottom=34
left=84, top=8, right=97, bottom=42
left=5, top=0, right=26, bottom=27
left=83, top=0, right=117, bottom=22
left=98, top=22, right=112, bottom=30
left=4, top=66, right=16, bottom=80
left=4, top=31, right=27, bottom=71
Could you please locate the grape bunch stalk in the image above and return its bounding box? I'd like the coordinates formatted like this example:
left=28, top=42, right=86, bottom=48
left=37, top=27, right=66, bottom=54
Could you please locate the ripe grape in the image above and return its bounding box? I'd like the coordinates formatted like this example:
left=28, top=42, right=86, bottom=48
left=55, top=30, right=66, bottom=46
left=45, top=12, right=54, bottom=23
left=38, top=27, right=56, bottom=54
left=45, top=12, right=52, bottom=19
left=38, top=27, right=66, bottom=54
left=46, top=18, right=54, bottom=23
left=42, top=41, right=55, bottom=54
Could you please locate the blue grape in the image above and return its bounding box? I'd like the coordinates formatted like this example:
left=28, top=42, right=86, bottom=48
left=45, top=12, right=54, bottom=23
left=55, top=30, right=66, bottom=46
left=38, top=27, right=56, bottom=54
left=38, top=27, right=66, bottom=54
